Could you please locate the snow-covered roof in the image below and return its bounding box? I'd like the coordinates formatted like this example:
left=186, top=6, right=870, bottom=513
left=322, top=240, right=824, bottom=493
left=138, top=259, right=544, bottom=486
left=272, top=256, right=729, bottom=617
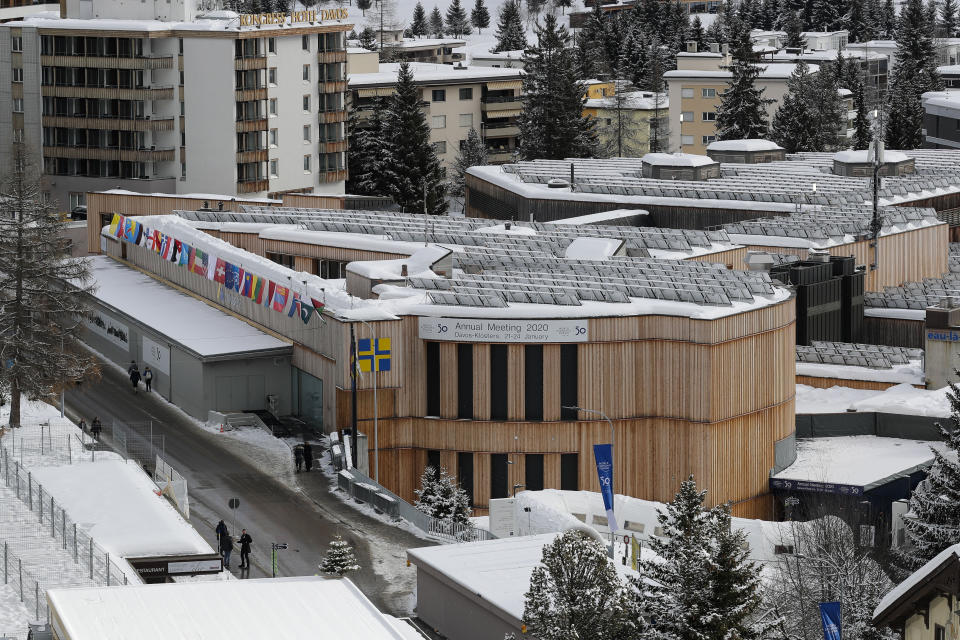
left=771, top=435, right=951, bottom=491
left=584, top=91, right=668, bottom=110
left=563, top=236, right=623, bottom=259
left=665, top=63, right=816, bottom=79
left=96, top=188, right=279, bottom=204
left=938, top=65, right=960, bottom=74
left=391, top=37, right=465, bottom=48
left=874, top=544, right=960, bottom=622
left=707, top=139, right=784, bottom=152
left=83, top=255, right=290, bottom=357
left=796, top=359, right=924, bottom=385
left=47, top=576, right=411, bottom=640
left=345, top=244, right=452, bottom=279
left=641, top=152, right=717, bottom=167
left=29, top=459, right=213, bottom=559
left=543, top=209, right=649, bottom=225
left=9, top=11, right=350, bottom=32
left=795, top=382, right=952, bottom=417
left=833, top=149, right=912, bottom=164
left=349, top=62, right=522, bottom=87
left=472, top=48, right=523, bottom=59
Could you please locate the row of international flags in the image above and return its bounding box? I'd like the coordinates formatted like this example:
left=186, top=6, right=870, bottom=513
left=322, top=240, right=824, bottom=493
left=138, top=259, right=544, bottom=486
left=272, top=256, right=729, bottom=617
left=109, top=214, right=324, bottom=325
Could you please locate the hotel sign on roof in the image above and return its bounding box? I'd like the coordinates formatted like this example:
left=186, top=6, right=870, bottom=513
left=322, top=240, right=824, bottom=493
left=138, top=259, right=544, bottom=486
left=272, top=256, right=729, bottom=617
left=239, top=8, right=348, bottom=26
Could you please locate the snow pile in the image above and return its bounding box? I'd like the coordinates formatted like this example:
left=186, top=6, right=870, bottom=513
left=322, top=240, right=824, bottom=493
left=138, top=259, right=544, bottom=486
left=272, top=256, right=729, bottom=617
left=706, top=139, right=784, bottom=152
left=641, top=152, right=717, bottom=167
left=796, top=359, right=924, bottom=385
left=0, top=584, right=30, bottom=640
left=346, top=245, right=452, bottom=280
left=795, top=383, right=953, bottom=417
left=874, top=543, right=960, bottom=620
left=834, top=149, right=911, bottom=164
left=563, top=237, right=624, bottom=260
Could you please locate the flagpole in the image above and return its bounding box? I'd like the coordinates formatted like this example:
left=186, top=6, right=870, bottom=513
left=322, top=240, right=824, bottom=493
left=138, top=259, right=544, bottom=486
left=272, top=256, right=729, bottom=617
left=350, top=323, right=359, bottom=469
left=358, top=319, right=378, bottom=484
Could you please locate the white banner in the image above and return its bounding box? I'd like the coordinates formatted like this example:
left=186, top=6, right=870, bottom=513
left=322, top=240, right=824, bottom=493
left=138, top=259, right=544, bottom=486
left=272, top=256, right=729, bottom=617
left=86, top=312, right=130, bottom=351
left=168, top=559, right=222, bottom=574
left=142, top=335, right=170, bottom=374
left=418, top=317, right=589, bottom=343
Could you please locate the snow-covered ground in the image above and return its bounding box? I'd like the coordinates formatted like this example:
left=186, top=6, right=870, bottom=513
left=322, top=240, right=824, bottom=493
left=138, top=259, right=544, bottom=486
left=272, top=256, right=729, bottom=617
left=795, top=382, right=953, bottom=417
left=0, top=585, right=30, bottom=640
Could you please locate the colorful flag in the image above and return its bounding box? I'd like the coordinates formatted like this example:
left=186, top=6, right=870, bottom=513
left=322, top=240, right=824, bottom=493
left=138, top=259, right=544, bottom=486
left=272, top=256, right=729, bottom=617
left=266, top=281, right=276, bottom=307
left=288, top=293, right=301, bottom=318
left=272, top=285, right=289, bottom=312
left=206, top=251, right=218, bottom=280
left=178, top=241, right=191, bottom=266
left=240, top=272, right=253, bottom=297
left=298, top=299, right=314, bottom=325
left=190, top=248, right=209, bottom=276
left=151, top=230, right=162, bottom=253
left=224, top=263, right=241, bottom=291
left=138, top=226, right=150, bottom=248
left=108, top=214, right=121, bottom=236
left=252, top=276, right=265, bottom=304
left=213, top=258, right=227, bottom=284
left=160, top=236, right=174, bottom=260
left=114, top=215, right=126, bottom=238
left=170, top=240, right=182, bottom=263
left=310, top=297, right=325, bottom=316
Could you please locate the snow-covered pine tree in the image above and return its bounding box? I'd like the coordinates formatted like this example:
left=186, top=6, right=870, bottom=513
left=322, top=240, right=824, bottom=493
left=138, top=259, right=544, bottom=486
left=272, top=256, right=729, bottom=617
left=573, top=2, right=606, bottom=78
left=518, top=14, right=597, bottom=159
left=886, top=0, right=943, bottom=148
left=470, top=0, right=490, bottom=33
left=881, top=0, right=896, bottom=36
left=811, top=0, right=842, bottom=31
left=760, top=0, right=778, bottom=28
left=493, top=0, right=526, bottom=52
left=522, top=530, right=644, bottom=640
left=853, top=80, right=872, bottom=150
left=358, top=26, right=378, bottom=51
left=347, top=97, right=395, bottom=196
left=943, top=0, right=959, bottom=36
left=894, top=392, right=960, bottom=575
left=783, top=10, right=806, bottom=48
left=319, top=535, right=360, bottom=575
left=554, top=0, right=572, bottom=14
left=689, top=15, right=707, bottom=49
left=715, top=17, right=773, bottom=140
left=885, top=71, right=925, bottom=148
left=414, top=465, right=441, bottom=515
left=0, top=147, right=99, bottom=428
left=847, top=0, right=870, bottom=41
left=429, top=6, right=445, bottom=37
left=356, top=0, right=372, bottom=15
left=411, top=1, right=428, bottom=37
left=450, top=127, right=487, bottom=204
left=383, top=62, right=447, bottom=214
left=738, top=0, right=759, bottom=27
left=771, top=61, right=819, bottom=152
left=445, top=0, right=472, bottom=36
left=414, top=466, right=472, bottom=524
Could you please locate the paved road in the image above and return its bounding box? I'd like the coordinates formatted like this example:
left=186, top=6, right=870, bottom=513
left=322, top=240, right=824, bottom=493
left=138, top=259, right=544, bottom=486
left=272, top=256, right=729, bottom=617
left=64, top=356, right=426, bottom=614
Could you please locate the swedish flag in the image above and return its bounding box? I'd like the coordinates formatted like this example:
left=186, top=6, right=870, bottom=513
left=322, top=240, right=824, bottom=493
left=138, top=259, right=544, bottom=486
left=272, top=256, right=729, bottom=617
left=357, top=338, right=391, bottom=372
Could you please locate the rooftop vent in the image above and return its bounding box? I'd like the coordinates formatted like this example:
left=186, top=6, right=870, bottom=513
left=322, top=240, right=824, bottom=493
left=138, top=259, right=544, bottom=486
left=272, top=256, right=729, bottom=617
left=832, top=149, right=916, bottom=177
left=640, top=152, right=720, bottom=181
left=705, top=139, right=786, bottom=164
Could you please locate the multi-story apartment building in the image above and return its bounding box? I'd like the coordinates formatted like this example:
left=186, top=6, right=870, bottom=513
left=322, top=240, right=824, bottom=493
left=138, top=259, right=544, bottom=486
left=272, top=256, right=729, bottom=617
left=348, top=58, right=523, bottom=166
left=584, top=89, right=669, bottom=156
left=0, top=0, right=351, bottom=213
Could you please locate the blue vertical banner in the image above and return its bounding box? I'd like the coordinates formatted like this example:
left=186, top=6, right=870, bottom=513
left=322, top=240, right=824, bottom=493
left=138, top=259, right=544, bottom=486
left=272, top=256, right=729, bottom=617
left=593, top=444, right=618, bottom=532
left=819, top=602, right=842, bottom=640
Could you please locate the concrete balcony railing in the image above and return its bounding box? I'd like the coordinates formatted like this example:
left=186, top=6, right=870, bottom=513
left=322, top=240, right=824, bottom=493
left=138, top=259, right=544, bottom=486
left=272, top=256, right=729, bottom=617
left=42, top=115, right=175, bottom=131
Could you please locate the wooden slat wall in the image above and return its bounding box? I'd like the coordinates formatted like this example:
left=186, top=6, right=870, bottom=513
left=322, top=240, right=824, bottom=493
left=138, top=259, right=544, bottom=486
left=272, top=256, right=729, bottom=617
left=543, top=345, right=561, bottom=422
left=795, top=375, right=923, bottom=390
left=508, top=345, right=525, bottom=421
left=439, top=343, right=458, bottom=419
left=686, top=246, right=748, bottom=270
left=473, top=344, right=491, bottom=421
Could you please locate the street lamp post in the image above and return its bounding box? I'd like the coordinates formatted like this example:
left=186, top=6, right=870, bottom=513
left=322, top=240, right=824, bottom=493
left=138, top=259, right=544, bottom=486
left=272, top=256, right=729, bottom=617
left=563, top=405, right=616, bottom=553
left=357, top=319, right=378, bottom=484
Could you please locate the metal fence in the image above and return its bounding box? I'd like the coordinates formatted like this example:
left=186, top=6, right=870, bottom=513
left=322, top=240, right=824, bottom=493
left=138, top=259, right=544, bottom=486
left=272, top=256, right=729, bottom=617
left=154, top=455, right=189, bottom=520
left=2, top=539, right=52, bottom=626
left=106, top=421, right=165, bottom=471
left=0, top=447, right=137, bottom=590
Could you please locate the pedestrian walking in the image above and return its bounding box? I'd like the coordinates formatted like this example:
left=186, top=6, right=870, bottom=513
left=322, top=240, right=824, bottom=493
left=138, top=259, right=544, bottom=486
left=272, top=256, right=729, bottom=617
left=238, top=529, right=252, bottom=569
left=90, top=417, right=102, bottom=441
left=129, top=365, right=141, bottom=393
left=294, top=444, right=304, bottom=473
left=215, top=519, right=228, bottom=548
left=143, top=366, right=153, bottom=392
left=220, top=531, right=233, bottom=569
left=303, top=441, right=313, bottom=472
left=127, top=361, right=138, bottom=376
left=78, top=419, right=87, bottom=433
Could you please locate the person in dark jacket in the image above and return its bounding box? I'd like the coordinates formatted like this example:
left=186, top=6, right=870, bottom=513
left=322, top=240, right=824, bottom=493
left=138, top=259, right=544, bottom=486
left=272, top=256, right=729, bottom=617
left=303, top=441, right=313, bottom=472
left=293, top=444, right=303, bottom=473
left=90, top=417, right=102, bottom=441
left=215, top=520, right=228, bottom=548
left=78, top=419, right=87, bottom=433
left=143, top=366, right=153, bottom=392
left=220, top=532, right=233, bottom=569
left=238, top=529, right=252, bottom=569
left=129, top=365, right=141, bottom=393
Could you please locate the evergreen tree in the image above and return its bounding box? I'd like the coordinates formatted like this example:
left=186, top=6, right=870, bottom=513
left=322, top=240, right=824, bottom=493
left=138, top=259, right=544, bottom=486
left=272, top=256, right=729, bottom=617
left=708, top=506, right=770, bottom=640
left=383, top=63, right=447, bottom=214
left=470, top=0, right=490, bottom=33
left=527, top=0, right=547, bottom=18
left=853, top=80, right=873, bottom=149
left=0, top=147, right=99, bottom=428
left=881, top=0, right=896, bottom=36
left=943, top=0, right=959, bottom=36
left=760, top=0, right=778, bottom=29
left=356, top=0, right=372, bottom=16
left=895, top=395, right=960, bottom=575
left=811, top=0, right=843, bottom=30
left=848, top=0, right=870, bottom=41
left=445, top=0, right=472, bottom=36
left=450, top=127, right=488, bottom=204
left=518, top=14, right=597, bottom=159
left=784, top=10, right=807, bottom=48
left=319, top=535, right=360, bottom=575
left=886, top=0, right=943, bottom=148
left=411, top=1, right=428, bottom=37
left=358, top=26, right=378, bottom=50
left=689, top=15, right=707, bottom=49
left=429, top=6, right=445, bottom=37
left=414, top=466, right=472, bottom=524
left=715, top=18, right=773, bottom=140
left=346, top=97, right=395, bottom=196
left=493, top=0, right=526, bottom=51
left=886, top=71, right=925, bottom=148
left=771, top=62, right=819, bottom=152
left=575, top=2, right=607, bottom=77
left=554, top=0, right=572, bottom=13
left=811, top=64, right=845, bottom=150
left=522, top=530, right=644, bottom=640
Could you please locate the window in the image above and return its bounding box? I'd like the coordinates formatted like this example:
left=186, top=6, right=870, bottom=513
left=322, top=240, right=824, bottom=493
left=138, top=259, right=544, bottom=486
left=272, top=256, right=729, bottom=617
left=12, top=98, right=23, bottom=113
left=702, top=88, right=717, bottom=98
left=179, top=38, right=183, bottom=54
left=11, top=37, right=22, bottom=52
left=180, top=130, right=185, bottom=146
left=302, top=95, right=310, bottom=111
left=561, top=453, right=578, bottom=490
left=303, top=154, right=311, bottom=172
left=268, top=68, right=277, bottom=85
left=269, top=159, right=278, bottom=177
left=426, top=342, right=440, bottom=416
left=301, top=35, right=310, bottom=51
left=432, top=140, right=447, bottom=154
left=431, top=89, right=446, bottom=102
left=681, top=135, right=694, bottom=145
left=11, top=68, right=22, bottom=83
left=680, top=111, right=693, bottom=122
left=181, top=162, right=186, bottom=178
left=459, top=113, right=473, bottom=127
left=560, top=344, right=578, bottom=419
left=458, top=452, right=474, bottom=506
left=681, top=88, right=694, bottom=98
left=524, top=344, right=543, bottom=421
left=490, top=454, right=509, bottom=500
left=268, top=38, right=276, bottom=54
left=702, top=111, right=717, bottom=121
left=303, top=124, right=311, bottom=142
left=702, top=135, right=716, bottom=144
left=302, top=64, right=310, bottom=81
left=490, top=344, right=508, bottom=420
left=525, top=454, right=544, bottom=492
left=935, top=625, right=946, bottom=640
left=457, top=343, right=473, bottom=419
left=431, top=114, right=446, bottom=129
left=12, top=128, right=23, bottom=143
left=269, top=98, right=278, bottom=115
left=179, top=70, right=184, bottom=85
left=459, top=87, right=473, bottom=100
left=269, top=128, right=278, bottom=147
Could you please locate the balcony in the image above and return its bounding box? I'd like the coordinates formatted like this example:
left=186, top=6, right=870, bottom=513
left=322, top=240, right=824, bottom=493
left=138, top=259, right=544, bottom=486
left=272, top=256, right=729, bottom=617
left=41, top=55, right=174, bottom=69
left=237, top=178, right=269, bottom=193
left=319, top=80, right=347, bottom=94
left=43, top=145, right=176, bottom=162
left=42, top=85, right=174, bottom=100
left=235, top=87, right=267, bottom=102
left=486, top=148, right=516, bottom=163
left=318, top=140, right=348, bottom=153
left=236, top=118, right=268, bottom=133
left=319, top=110, right=347, bottom=124
left=236, top=149, right=268, bottom=163
left=318, top=169, right=348, bottom=183
left=318, top=51, right=347, bottom=63
left=484, top=122, right=520, bottom=137
left=42, top=115, right=175, bottom=131
left=235, top=57, right=267, bottom=71
left=482, top=95, right=523, bottom=113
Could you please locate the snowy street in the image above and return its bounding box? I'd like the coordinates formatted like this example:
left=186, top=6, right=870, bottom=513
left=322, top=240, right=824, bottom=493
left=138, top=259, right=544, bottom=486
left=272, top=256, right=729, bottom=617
left=63, top=354, right=426, bottom=616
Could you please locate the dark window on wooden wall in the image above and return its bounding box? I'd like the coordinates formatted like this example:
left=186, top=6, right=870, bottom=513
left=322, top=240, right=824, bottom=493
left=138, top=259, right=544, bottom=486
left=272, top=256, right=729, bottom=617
left=490, top=344, right=508, bottom=420
left=427, top=449, right=440, bottom=476
left=457, top=343, right=473, bottom=419
left=524, top=344, right=543, bottom=421
left=561, top=453, right=578, bottom=490
left=560, top=344, right=578, bottom=420
left=426, top=342, right=440, bottom=417
left=490, top=453, right=508, bottom=499
left=458, top=452, right=474, bottom=505
left=525, top=453, right=544, bottom=492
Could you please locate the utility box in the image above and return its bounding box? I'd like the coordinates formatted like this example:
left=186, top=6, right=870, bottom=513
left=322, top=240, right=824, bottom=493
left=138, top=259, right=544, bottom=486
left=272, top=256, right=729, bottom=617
left=925, top=300, right=960, bottom=389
